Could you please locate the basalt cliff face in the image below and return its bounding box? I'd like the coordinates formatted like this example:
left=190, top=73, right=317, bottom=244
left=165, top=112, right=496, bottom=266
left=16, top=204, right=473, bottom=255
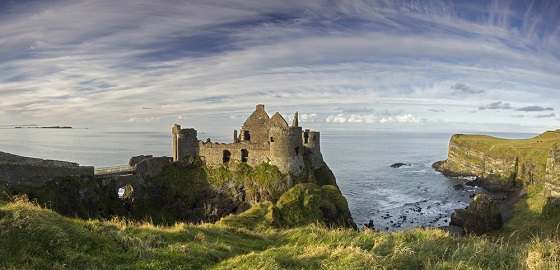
left=435, top=130, right=560, bottom=191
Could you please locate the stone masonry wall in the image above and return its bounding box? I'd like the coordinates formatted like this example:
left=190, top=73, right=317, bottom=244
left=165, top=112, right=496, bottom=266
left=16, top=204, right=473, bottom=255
left=0, top=162, right=94, bottom=187
left=198, top=141, right=270, bottom=168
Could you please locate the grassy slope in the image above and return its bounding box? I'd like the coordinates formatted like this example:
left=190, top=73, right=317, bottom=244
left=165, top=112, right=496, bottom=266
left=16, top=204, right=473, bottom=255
left=2, top=190, right=560, bottom=269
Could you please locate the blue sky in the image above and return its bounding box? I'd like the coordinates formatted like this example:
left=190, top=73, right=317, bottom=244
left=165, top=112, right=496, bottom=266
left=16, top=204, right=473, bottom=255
left=1, top=0, right=559, bottom=133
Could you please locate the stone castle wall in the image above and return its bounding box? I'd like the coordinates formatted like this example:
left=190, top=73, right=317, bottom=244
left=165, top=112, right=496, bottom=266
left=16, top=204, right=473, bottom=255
left=0, top=162, right=94, bottom=187
left=0, top=151, right=94, bottom=187
left=303, top=130, right=324, bottom=169
left=198, top=141, right=270, bottom=168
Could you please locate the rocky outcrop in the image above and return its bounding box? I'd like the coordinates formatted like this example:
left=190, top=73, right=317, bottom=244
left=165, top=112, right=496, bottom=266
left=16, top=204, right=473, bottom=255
left=274, top=183, right=357, bottom=229
left=450, top=194, right=502, bottom=234
left=435, top=131, right=560, bottom=191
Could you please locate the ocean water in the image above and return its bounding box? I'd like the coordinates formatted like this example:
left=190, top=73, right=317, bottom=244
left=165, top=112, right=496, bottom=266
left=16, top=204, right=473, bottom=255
left=0, top=127, right=536, bottom=230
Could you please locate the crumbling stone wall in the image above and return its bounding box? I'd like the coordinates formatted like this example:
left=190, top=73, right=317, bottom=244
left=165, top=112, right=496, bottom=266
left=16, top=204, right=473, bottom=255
left=135, top=156, right=173, bottom=179
left=0, top=152, right=94, bottom=187
left=0, top=162, right=94, bottom=187
left=303, top=130, right=324, bottom=169
left=0, top=151, right=79, bottom=167
left=198, top=141, right=270, bottom=168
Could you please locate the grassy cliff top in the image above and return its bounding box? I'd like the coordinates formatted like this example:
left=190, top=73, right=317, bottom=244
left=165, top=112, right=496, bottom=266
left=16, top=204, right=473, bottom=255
left=450, top=130, right=560, bottom=175
left=452, top=130, right=560, bottom=151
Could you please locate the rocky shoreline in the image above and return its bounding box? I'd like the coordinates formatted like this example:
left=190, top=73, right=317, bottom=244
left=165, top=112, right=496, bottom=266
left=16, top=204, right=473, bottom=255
left=433, top=160, right=527, bottom=235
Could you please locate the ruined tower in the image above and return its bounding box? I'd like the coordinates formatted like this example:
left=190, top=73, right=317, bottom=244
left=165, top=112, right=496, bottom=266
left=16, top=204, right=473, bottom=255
left=172, top=124, right=198, bottom=162
left=269, top=112, right=304, bottom=175
left=172, top=104, right=323, bottom=176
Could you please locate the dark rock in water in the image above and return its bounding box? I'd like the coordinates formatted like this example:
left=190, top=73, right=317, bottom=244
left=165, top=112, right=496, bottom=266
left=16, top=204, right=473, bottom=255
left=390, top=162, right=409, bottom=168
left=450, top=194, right=502, bottom=234
left=452, top=184, right=464, bottom=190
left=362, top=220, right=375, bottom=231
left=432, top=160, right=444, bottom=170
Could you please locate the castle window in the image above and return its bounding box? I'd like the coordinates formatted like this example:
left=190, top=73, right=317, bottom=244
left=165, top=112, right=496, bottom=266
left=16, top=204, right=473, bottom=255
left=295, top=147, right=300, bottom=156
left=223, top=150, right=231, bottom=163
left=304, top=132, right=309, bottom=144
left=244, top=131, right=251, bottom=141
left=270, top=137, right=274, bottom=142
left=241, top=149, right=249, bottom=162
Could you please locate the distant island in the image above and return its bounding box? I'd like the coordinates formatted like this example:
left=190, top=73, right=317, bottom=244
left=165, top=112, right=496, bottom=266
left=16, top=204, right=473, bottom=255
left=14, top=126, right=72, bottom=129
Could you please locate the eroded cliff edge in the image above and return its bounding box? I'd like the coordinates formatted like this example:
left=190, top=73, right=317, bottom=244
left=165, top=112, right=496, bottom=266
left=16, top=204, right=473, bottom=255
left=434, top=130, right=560, bottom=191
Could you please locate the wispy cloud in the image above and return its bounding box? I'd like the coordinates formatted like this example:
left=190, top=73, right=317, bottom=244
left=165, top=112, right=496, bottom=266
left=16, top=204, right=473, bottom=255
left=535, top=113, right=555, bottom=118
left=451, top=83, right=484, bottom=95
left=515, top=106, right=554, bottom=112
left=479, top=101, right=512, bottom=110
left=0, top=0, right=558, bottom=131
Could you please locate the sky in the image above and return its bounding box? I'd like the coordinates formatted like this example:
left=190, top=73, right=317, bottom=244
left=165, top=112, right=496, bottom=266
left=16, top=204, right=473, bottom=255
left=1, top=0, right=559, bottom=133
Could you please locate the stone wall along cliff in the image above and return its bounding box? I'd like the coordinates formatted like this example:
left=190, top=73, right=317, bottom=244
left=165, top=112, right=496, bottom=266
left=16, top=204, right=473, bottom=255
left=0, top=151, right=94, bottom=187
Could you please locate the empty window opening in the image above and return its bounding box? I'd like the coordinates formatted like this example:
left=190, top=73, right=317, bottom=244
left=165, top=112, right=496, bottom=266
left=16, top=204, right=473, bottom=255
left=304, top=132, right=309, bottom=144
left=244, top=131, right=251, bottom=141
left=241, top=149, right=249, bottom=162
left=313, top=135, right=316, bottom=140
left=270, top=137, right=274, bottom=142
left=223, top=150, right=231, bottom=163
left=295, top=147, right=300, bottom=156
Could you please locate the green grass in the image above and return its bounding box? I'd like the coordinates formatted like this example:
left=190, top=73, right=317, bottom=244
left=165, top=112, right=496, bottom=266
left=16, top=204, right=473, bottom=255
left=2, top=187, right=560, bottom=269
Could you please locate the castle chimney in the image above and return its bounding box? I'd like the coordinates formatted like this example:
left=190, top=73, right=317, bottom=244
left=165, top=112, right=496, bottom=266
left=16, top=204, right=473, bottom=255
left=292, top=111, right=299, bottom=127
left=256, top=104, right=265, bottom=111
left=233, top=130, right=238, bottom=143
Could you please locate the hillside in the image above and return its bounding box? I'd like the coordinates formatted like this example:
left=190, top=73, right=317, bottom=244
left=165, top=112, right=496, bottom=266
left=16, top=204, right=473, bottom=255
left=1, top=189, right=559, bottom=269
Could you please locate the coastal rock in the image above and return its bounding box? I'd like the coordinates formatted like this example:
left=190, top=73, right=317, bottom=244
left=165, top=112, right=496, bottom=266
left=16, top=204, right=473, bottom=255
left=452, top=184, right=464, bottom=190
left=390, top=163, right=409, bottom=168
left=450, top=194, right=502, bottom=234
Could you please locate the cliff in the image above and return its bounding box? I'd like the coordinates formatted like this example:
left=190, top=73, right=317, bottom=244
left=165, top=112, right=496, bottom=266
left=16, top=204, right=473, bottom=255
left=435, top=130, right=560, bottom=191
left=1, top=154, right=355, bottom=229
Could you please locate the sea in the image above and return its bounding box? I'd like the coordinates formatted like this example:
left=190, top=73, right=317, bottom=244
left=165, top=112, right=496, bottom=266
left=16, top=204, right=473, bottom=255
left=0, top=126, right=537, bottom=230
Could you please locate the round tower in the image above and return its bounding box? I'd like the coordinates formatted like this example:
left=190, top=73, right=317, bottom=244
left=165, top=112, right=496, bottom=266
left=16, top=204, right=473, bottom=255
left=269, top=113, right=304, bottom=176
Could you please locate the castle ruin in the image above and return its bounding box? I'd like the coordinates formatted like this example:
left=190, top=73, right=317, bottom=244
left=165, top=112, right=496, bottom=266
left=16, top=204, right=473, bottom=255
left=172, top=104, right=324, bottom=175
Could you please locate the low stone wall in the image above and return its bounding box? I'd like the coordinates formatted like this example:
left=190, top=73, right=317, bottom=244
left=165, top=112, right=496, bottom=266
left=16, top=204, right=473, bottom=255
left=0, top=162, right=94, bottom=187
left=0, top=151, right=79, bottom=167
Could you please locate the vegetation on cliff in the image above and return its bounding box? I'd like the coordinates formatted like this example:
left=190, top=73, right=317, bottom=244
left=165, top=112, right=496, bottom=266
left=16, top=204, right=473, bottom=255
left=437, top=130, right=560, bottom=189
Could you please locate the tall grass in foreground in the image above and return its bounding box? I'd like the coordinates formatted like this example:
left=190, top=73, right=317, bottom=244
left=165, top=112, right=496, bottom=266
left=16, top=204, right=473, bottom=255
left=2, top=192, right=560, bottom=269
